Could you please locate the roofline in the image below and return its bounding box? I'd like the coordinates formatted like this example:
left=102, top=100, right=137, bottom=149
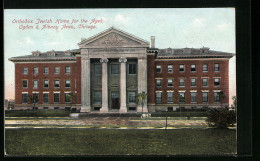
left=78, top=27, right=150, bottom=45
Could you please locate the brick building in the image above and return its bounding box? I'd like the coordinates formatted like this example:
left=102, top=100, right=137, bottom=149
left=9, top=27, right=234, bottom=112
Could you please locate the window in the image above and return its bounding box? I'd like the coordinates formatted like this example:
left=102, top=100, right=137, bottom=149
left=128, top=64, right=136, bottom=74
left=54, top=80, right=60, bottom=88
left=191, top=65, right=196, bottom=72
left=23, top=68, right=28, bottom=75
left=54, top=93, right=60, bottom=103
left=203, top=64, right=208, bottom=72
left=156, top=92, right=162, bottom=103
left=43, top=93, right=49, bottom=103
left=22, top=93, right=28, bottom=103
left=191, top=92, right=197, bottom=103
left=65, top=66, right=71, bottom=74
left=94, top=91, right=102, bottom=104
left=33, top=67, right=38, bottom=75
left=156, top=65, right=162, bottom=73
left=203, top=92, right=208, bottom=102
left=179, top=79, right=185, bottom=87
left=179, top=92, right=185, bottom=103
left=214, top=78, right=220, bottom=86
left=94, top=64, right=102, bottom=75
left=22, top=80, right=28, bottom=88
left=128, top=92, right=136, bottom=103
left=44, top=80, right=49, bottom=88
left=156, top=79, right=162, bottom=87
left=167, top=92, right=173, bottom=103
left=214, top=63, right=220, bottom=72
left=168, top=65, right=173, bottom=73
left=191, top=78, right=196, bottom=86
left=168, top=79, right=173, bottom=87
left=111, top=64, right=119, bottom=74
left=65, top=93, right=71, bottom=103
left=32, top=93, right=38, bottom=103
left=44, top=67, right=48, bottom=74
left=33, top=80, right=38, bottom=89
left=202, top=78, right=208, bottom=86
left=65, top=80, right=70, bottom=88
left=214, top=92, right=220, bottom=102
left=54, top=67, right=60, bottom=74
left=179, top=65, right=185, bottom=72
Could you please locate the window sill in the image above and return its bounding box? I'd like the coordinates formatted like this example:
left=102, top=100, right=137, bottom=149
left=203, top=71, right=208, bottom=73
left=179, top=86, right=185, bottom=87
left=65, top=87, right=71, bottom=88
left=167, top=86, right=173, bottom=88
left=44, top=87, right=49, bottom=89
left=167, top=102, right=173, bottom=104
left=23, top=87, right=28, bottom=89
left=191, top=86, right=196, bottom=87
left=33, top=88, right=38, bottom=89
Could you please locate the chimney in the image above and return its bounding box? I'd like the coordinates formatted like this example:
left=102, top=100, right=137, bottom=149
left=151, top=36, right=155, bottom=48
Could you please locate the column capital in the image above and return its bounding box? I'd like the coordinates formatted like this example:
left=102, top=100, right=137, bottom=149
left=100, top=58, right=109, bottom=63
left=119, top=57, right=127, bottom=63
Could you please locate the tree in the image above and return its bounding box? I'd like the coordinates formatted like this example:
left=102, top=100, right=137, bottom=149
left=66, top=92, right=77, bottom=110
left=232, top=96, right=237, bottom=110
left=28, top=94, right=38, bottom=116
left=137, top=91, right=147, bottom=116
left=207, top=108, right=236, bottom=129
left=178, top=94, right=184, bottom=117
left=219, top=91, right=226, bottom=108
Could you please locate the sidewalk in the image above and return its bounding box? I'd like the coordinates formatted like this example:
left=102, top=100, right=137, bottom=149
left=5, top=117, right=217, bottom=129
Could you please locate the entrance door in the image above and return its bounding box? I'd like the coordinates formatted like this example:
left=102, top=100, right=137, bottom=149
left=111, top=91, right=120, bottom=109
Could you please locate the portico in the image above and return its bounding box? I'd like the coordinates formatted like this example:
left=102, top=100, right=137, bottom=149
left=79, top=27, right=149, bottom=113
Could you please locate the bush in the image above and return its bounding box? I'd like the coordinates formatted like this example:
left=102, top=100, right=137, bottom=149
left=206, top=108, right=236, bottom=129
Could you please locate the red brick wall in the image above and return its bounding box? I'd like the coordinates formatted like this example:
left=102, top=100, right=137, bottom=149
left=147, top=58, right=229, bottom=105
left=147, top=54, right=156, bottom=104
left=15, top=61, right=80, bottom=105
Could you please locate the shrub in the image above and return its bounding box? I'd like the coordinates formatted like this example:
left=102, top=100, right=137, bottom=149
left=206, top=108, right=236, bottom=129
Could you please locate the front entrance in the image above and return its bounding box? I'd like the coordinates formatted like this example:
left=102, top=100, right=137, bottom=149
left=111, top=91, right=120, bottom=109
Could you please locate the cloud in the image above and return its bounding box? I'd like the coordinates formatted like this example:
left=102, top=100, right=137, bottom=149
left=15, top=37, right=34, bottom=45
left=114, top=14, right=129, bottom=24
left=192, top=18, right=205, bottom=27
left=216, top=23, right=228, bottom=29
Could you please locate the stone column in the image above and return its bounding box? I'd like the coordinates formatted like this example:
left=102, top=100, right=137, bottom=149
left=119, top=57, right=127, bottom=113
left=100, top=58, right=109, bottom=113
left=137, top=56, right=148, bottom=113
left=80, top=56, right=91, bottom=112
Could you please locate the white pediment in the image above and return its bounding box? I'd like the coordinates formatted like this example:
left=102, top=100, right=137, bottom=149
left=78, top=27, right=149, bottom=48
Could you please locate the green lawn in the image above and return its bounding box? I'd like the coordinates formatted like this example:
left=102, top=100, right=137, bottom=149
left=5, top=129, right=236, bottom=156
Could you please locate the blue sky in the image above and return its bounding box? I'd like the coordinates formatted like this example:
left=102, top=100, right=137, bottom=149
left=4, top=8, right=236, bottom=104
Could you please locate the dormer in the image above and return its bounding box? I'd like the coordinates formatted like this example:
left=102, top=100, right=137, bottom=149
left=166, top=47, right=173, bottom=55
left=183, top=47, right=192, bottom=54
left=65, top=50, right=72, bottom=56
left=47, top=50, right=56, bottom=57
left=200, top=46, right=210, bottom=54
left=32, top=51, right=41, bottom=57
